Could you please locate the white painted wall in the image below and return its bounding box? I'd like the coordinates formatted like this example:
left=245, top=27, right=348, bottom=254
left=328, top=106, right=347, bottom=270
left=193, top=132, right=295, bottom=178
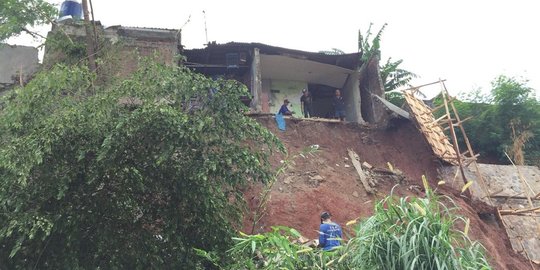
left=269, top=79, right=307, bottom=115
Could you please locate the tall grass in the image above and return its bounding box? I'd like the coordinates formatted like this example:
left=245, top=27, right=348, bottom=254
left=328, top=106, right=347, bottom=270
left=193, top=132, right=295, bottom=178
left=342, top=185, right=491, bottom=269
left=213, top=179, right=492, bottom=270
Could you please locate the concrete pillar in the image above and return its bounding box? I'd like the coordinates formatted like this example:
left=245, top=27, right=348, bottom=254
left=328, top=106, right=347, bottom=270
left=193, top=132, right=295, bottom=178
left=250, top=48, right=263, bottom=112
left=342, top=71, right=365, bottom=123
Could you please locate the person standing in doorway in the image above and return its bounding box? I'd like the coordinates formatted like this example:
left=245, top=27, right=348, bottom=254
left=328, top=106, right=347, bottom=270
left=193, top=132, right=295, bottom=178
left=333, top=89, right=346, bottom=121
left=300, top=89, right=313, bottom=118
left=318, top=211, right=342, bottom=251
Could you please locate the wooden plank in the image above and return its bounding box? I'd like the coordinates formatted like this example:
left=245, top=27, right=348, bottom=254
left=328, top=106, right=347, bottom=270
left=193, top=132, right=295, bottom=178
left=373, top=94, right=410, bottom=119
left=288, top=117, right=341, bottom=123
left=400, top=80, right=446, bottom=91
left=499, top=206, right=540, bottom=215
left=347, top=149, right=374, bottom=194
left=489, top=195, right=540, bottom=201
left=245, top=113, right=342, bottom=123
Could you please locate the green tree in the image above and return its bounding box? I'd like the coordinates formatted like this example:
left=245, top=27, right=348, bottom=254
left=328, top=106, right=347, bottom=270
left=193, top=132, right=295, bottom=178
left=358, top=23, right=387, bottom=63
left=0, top=0, right=57, bottom=42
left=358, top=24, right=417, bottom=107
left=0, top=59, right=282, bottom=268
left=487, top=75, right=540, bottom=163
left=380, top=57, right=418, bottom=92
left=435, top=75, right=540, bottom=165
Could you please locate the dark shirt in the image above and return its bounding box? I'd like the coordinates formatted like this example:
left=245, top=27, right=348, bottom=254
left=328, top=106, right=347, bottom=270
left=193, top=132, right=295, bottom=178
left=300, top=95, right=312, bottom=106
left=278, top=104, right=292, bottom=115
left=333, top=96, right=345, bottom=111
left=319, top=222, right=342, bottom=251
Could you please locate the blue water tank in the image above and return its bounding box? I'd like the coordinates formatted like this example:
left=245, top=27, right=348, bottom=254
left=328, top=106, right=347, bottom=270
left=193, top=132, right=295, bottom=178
left=58, top=0, right=83, bottom=21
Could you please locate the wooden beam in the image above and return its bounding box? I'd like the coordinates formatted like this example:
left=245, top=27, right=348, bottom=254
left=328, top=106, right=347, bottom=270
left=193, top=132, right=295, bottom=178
left=347, top=149, right=374, bottom=194
left=289, top=117, right=341, bottom=123
left=423, top=96, right=457, bottom=115
left=489, top=195, right=540, bottom=201
left=499, top=206, right=540, bottom=215
left=400, top=80, right=446, bottom=92
left=245, top=113, right=342, bottom=123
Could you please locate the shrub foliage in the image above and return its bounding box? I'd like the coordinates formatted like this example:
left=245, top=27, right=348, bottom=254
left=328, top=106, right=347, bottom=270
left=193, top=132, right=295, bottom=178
left=0, top=60, right=281, bottom=268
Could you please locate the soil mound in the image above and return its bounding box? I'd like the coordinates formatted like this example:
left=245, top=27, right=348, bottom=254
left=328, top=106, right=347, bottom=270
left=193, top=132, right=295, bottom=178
left=243, top=117, right=536, bottom=270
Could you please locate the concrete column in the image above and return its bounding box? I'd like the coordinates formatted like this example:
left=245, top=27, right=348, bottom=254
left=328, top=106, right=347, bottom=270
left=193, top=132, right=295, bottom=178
left=343, top=71, right=365, bottom=123
left=250, top=48, right=263, bottom=112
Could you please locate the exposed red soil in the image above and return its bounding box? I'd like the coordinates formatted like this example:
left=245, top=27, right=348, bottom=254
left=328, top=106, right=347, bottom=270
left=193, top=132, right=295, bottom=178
left=242, top=117, right=536, bottom=270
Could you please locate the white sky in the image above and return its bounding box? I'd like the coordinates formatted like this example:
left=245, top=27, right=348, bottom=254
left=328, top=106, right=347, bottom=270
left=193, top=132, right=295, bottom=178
left=8, top=0, right=540, bottom=99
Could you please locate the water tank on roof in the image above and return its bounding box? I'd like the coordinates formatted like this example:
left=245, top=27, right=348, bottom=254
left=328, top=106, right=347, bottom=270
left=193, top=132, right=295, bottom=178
left=58, top=0, right=83, bottom=22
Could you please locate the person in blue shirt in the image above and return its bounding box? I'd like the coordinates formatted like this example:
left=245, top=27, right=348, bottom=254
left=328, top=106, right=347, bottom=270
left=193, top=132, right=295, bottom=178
left=278, top=99, right=294, bottom=115
left=318, top=211, right=342, bottom=251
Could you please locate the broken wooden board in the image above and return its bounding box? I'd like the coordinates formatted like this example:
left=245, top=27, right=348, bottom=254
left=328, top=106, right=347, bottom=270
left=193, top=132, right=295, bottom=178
left=373, top=94, right=410, bottom=119
left=347, top=149, right=374, bottom=194
left=287, top=116, right=342, bottom=123
left=403, top=90, right=459, bottom=165
left=245, top=113, right=342, bottom=123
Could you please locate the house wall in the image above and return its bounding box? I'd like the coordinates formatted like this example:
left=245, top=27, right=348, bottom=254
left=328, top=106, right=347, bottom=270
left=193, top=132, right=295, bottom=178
left=114, top=38, right=177, bottom=78
left=269, top=79, right=306, bottom=114
left=342, top=71, right=364, bottom=123
left=0, top=45, right=39, bottom=87
left=44, top=24, right=179, bottom=79
left=261, top=79, right=271, bottom=113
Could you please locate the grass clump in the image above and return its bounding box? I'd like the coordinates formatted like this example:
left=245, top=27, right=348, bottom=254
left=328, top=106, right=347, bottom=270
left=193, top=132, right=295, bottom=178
left=211, top=177, right=491, bottom=269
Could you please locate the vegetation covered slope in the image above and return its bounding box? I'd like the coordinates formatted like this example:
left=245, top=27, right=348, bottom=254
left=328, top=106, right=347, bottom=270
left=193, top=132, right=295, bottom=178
left=0, top=60, right=281, bottom=269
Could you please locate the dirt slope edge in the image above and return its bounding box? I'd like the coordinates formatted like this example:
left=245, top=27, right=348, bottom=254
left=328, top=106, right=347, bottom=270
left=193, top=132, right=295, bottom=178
left=242, top=117, right=536, bottom=270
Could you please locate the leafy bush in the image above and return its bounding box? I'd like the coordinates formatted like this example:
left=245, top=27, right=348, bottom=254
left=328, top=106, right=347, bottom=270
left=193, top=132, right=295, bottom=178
left=221, top=179, right=491, bottom=270
left=0, top=59, right=282, bottom=269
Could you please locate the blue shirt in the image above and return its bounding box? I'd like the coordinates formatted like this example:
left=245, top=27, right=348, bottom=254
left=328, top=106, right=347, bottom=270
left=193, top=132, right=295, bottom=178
left=278, top=104, right=291, bottom=115
left=319, top=222, right=342, bottom=251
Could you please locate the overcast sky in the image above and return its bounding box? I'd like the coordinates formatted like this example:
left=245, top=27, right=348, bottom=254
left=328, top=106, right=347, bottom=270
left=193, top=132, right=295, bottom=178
left=9, top=0, right=539, bottom=99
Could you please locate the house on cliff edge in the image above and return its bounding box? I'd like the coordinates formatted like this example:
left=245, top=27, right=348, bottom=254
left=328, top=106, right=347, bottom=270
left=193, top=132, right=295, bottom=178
left=45, top=23, right=390, bottom=124
left=183, top=43, right=387, bottom=124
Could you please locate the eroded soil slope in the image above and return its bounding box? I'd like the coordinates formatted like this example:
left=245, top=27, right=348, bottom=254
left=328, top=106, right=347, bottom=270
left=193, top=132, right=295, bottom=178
left=243, top=117, right=535, bottom=270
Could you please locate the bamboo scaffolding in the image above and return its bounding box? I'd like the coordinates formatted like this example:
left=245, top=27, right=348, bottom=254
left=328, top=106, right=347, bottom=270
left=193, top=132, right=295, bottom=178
left=439, top=83, right=471, bottom=197
left=400, top=80, right=446, bottom=92
left=441, top=80, right=493, bottom=205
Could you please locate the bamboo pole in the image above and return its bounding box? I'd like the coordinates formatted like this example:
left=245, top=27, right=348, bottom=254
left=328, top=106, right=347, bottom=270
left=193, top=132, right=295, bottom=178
left=504, top=152, right=535, bottom=208
left=441, top=81, right=493, bottom=205
left=499, top=206, right=540, bottom=215
left=19, top=65, right=24, bottom=86
left=81, top=0, right=97, bottom=72
left=400, top=80, right=446, bottom=92
left=440, top=81, right=470, bottom=196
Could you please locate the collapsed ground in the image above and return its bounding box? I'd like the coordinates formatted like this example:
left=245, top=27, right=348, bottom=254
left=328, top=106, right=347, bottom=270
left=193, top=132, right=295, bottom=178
left=242, top=117, right=536, bottom=270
